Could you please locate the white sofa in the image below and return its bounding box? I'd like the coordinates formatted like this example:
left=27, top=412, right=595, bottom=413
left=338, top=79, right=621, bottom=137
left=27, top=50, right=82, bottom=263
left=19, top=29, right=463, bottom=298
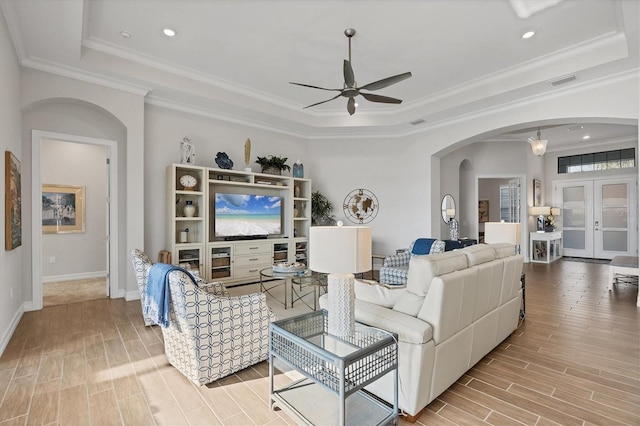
left=319, top=243, right=524, bottom=419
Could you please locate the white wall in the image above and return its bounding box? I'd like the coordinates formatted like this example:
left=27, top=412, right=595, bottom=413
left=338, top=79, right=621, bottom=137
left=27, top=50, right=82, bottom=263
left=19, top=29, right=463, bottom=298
left=20, top=69, right=145, bottom=304
left=41, top=140, right=107, bottom=280
left=0, top=7, right=24, bottom=354
left=143, top=104, right=309, bottom=259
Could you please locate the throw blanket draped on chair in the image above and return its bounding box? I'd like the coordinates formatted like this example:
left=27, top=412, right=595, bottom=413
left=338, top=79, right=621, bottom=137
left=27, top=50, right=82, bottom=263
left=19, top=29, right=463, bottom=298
left=145, top=263, right=196, bottom=328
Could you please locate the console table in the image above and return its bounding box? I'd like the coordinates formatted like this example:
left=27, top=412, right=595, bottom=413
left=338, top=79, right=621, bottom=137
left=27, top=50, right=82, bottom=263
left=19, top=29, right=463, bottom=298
left=530, top=231, right=562, bottom=264
left=269, top=310, right=398, bottom=425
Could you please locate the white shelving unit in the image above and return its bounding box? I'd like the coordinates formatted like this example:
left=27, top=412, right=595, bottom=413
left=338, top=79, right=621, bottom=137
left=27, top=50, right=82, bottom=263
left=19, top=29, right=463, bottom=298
left=166, top=164, right=311, bottom=286
left=530, top=231, right=562, bottom=264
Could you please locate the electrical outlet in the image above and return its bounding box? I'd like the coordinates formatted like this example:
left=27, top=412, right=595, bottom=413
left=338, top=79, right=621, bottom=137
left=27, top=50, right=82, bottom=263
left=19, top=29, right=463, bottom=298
left=49, top=256, right=56, bottom=264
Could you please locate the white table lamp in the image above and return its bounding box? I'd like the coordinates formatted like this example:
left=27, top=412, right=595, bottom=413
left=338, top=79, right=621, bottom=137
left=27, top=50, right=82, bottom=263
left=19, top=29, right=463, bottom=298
left=309, top=222, right=372, bottom=336
left=529, top=206, right=551, bottom=232
left=484, top=221, right=522, bottom=253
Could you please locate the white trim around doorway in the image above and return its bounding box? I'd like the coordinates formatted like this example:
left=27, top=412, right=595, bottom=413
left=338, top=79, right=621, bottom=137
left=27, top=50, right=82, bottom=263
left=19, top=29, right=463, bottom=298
left=29, top=130, right=119, bottom=311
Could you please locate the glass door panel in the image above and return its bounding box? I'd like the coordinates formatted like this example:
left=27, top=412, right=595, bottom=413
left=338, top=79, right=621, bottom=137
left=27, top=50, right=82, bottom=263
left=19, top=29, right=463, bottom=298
left=594, top=180, right=633, bottom=258
left=560, top=182, right=593, bottom=258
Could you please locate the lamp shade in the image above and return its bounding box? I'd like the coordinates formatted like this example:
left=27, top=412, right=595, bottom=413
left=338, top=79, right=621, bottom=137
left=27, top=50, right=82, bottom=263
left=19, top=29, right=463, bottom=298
left=550, top=207, right=561, bottom=216
left=484, top=222, right=521, bottom=245
left=309, top=225, right=372, bottom=274
left=529, top=206, right=551, bottom=216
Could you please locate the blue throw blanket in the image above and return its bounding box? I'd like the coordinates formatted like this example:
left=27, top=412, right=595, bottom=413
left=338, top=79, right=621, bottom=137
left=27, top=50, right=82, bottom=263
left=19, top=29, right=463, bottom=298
left=411, top=238, right=436, bottom=255
left=144, top=263, right=196, bottom=328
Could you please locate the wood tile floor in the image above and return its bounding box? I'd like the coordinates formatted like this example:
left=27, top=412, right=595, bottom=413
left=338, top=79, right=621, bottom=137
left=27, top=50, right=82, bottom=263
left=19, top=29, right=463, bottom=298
left=0, top=259, right=638, bottom=425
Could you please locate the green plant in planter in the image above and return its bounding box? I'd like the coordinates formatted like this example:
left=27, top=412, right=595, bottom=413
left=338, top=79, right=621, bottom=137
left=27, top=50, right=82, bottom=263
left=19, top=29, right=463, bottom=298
left=255, top=155, right=291, bottom=175
left=311, top=190, right=336, bottom=225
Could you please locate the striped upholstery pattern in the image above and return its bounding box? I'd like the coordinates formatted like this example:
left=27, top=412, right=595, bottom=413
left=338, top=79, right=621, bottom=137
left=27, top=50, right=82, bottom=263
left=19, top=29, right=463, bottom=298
left=163, top=269, right=276, bottom=385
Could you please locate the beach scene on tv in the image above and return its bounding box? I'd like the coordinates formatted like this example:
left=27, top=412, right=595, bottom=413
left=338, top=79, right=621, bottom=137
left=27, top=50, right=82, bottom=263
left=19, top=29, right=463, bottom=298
left=214, top=193, right=282, bottom=237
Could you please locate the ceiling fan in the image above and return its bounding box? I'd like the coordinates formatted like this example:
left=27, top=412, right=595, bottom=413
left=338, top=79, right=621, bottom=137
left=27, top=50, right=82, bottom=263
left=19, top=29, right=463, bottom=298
left=290, top=28, right=412, bottom=115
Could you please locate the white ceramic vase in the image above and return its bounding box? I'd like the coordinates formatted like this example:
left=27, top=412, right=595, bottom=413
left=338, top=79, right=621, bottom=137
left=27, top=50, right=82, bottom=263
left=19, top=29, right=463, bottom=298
left=183, top=201, right=196, bottom=217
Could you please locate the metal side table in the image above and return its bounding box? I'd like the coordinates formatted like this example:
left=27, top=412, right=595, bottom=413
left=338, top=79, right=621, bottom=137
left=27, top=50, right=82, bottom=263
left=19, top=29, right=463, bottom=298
left=269, top=310, right=398, bottom=426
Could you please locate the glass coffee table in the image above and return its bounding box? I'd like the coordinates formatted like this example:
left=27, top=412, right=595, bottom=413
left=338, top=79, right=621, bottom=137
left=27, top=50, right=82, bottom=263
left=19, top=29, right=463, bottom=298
left=260, top=267, right=312, bottom=310
left=269, top=310, right=398, bottom=425
left=291, top=271, right=327, bottom=310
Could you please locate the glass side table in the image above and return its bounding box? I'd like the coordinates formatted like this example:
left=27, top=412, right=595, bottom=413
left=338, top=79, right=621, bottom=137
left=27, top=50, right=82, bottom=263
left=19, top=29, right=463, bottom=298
left=269, top=310, right=398, bottom=426
left=260, top=267, right=311, bottom=310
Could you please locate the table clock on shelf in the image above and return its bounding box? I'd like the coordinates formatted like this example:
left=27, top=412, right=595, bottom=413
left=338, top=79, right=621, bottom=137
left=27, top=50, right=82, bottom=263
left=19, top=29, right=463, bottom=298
left=179, top=174, right=197, bottom=191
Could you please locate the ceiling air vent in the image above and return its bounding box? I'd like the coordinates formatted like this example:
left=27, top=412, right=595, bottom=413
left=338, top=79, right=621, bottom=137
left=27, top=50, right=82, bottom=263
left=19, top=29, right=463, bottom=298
left=410, top=119, right=425, bottom=126
left=548, top=74, right=576, bottom=86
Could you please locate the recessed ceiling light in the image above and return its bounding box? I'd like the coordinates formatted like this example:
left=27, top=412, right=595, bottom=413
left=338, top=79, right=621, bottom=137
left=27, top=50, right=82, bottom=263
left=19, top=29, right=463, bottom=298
left=119, top=30, right=131, bottom=39
left=583, top=135, right=590, bottom=140
left=522, top=31, right=536, bottom=39
left=162, top=27, right=177, bottom=37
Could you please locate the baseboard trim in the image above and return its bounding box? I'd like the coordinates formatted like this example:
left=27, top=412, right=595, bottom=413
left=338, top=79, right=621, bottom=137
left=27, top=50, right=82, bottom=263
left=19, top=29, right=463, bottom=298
left=43, top=271, right=107, bottom=283
left=0, top=305, right=24, bottom=357
left=125, top=290, right=140, bottom=301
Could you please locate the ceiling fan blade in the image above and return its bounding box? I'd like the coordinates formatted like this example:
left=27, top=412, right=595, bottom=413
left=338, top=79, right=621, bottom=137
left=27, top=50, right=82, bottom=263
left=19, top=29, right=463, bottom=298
left=347, top=97, right=356, bottom=115
left=290, top=82, right=341, bottom=92
left=361, top=92, right=403, bottom=104
left=360, top=72, right=412, bottom=91
left=344, top=60, right=355, bottom=87
left=303, top=93, right=342, bottom=109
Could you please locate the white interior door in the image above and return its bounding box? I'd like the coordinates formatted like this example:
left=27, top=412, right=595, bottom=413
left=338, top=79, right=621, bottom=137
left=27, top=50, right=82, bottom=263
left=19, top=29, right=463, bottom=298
left=557, top=178, right=637, bottom=259
left=594, top=178, right=635, bottom=259
left=560, top=181, right=594, bottom=258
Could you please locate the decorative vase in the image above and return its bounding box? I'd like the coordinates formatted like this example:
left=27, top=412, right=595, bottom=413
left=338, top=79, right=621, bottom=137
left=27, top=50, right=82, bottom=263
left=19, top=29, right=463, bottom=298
left=183, top=200, right=196, bottom=217
left=293, top=159, right=304, bottom=178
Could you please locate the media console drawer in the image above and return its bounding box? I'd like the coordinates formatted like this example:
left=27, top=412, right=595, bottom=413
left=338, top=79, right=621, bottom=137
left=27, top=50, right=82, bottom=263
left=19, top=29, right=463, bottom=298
left=234, top=242, right=271, bottom=256
left=234, top=253, right=272, bottom=268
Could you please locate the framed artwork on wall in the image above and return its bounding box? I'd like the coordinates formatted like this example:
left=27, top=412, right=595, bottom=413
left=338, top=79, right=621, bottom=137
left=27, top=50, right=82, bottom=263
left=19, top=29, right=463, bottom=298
left=5, top=151, right=22, bottom=250
left=478, top=200, right=489, bottom=223
left=42, top=184, right=86, bottom=234
left=533, top=179, right=542, bottom=207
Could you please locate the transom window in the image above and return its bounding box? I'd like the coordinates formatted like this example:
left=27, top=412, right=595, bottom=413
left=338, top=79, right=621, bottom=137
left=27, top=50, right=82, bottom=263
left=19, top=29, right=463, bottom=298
left=558, top=148, right=635, bottom=174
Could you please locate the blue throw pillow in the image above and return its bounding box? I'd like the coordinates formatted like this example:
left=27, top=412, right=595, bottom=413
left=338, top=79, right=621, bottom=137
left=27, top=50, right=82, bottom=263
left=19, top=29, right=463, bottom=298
left=411, top=238, right=436, bottom=255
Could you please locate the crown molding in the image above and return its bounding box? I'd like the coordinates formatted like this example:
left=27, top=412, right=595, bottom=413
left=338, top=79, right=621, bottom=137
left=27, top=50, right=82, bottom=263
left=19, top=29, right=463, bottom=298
left=21, top=57, right=152, bottom=96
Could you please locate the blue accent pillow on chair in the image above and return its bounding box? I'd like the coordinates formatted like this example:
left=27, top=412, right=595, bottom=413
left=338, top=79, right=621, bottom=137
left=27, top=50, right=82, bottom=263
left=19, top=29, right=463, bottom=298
left=411, top=238, right=436, bottom=255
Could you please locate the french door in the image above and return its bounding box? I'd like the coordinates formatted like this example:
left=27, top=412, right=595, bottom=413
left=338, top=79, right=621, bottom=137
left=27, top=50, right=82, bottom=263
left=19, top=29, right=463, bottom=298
left=557, top=177, right=637, bottom=259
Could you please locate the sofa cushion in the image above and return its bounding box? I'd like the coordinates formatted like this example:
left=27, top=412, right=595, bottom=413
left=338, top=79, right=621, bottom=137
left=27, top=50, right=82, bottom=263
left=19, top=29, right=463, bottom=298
left=393, top=292, right=425, bottom=316
left=354, top=299, right=433, bottom=344
left=459, top=244, right=496, bottom=266
left=490, top=243, right=517, bottom=259
left=354, top=279, right=406, bottom=308
left=406, top=251, right=468, bottom=296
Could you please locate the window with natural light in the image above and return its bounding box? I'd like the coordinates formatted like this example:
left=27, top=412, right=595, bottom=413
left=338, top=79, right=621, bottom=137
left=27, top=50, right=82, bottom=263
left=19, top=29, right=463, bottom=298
left=558, top=148, right=635, bottom=174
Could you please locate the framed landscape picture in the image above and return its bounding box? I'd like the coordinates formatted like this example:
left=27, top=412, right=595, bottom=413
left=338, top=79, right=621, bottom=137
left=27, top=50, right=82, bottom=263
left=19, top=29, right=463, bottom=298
left=5, top=151, right=22, bottom=250
left=42, top=184, right=85, bottom=234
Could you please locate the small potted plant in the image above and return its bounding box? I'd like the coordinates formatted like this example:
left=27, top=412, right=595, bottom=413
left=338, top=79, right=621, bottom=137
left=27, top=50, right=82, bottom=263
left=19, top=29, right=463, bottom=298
left=255, top=155, right=291, bottom=175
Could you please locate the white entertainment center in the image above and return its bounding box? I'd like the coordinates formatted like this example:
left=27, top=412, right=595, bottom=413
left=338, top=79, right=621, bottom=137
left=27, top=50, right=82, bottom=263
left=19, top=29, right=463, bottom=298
left=166, top=164, right=311, bottom=286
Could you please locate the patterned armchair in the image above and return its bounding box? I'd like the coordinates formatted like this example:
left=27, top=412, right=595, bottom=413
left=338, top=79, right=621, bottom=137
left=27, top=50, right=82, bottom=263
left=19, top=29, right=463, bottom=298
left=130, top=249, right=155, bottom=326
left=379, top=238, right=445, bottom=286
left=162, top=268, right=276, bottom=385
left=130, top=249, right=231, bottom=326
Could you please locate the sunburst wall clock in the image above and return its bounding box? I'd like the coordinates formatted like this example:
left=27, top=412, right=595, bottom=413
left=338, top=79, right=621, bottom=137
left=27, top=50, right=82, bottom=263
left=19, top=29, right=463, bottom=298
left=343, top=188, right=379, bottom=224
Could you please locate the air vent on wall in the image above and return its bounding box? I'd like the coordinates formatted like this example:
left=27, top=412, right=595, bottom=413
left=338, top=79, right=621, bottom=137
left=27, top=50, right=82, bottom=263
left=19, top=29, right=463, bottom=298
left=410, top=119, right=425, bottom=126
left=548, top=74, right=576, bottom=86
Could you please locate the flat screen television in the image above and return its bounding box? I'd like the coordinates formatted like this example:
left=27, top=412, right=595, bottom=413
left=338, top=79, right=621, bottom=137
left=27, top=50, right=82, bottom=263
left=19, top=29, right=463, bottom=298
left=214, top=192, right=282, bottom=238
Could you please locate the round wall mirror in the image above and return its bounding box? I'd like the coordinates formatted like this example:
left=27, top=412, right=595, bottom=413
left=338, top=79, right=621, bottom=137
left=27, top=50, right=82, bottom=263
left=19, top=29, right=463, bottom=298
left=441, top=194, right=456, bottom=223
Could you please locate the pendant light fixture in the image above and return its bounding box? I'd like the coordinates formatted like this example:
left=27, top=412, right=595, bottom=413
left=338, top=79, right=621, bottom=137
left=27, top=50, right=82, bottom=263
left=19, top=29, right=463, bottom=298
left=528, top=128, right=548, bottom=156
